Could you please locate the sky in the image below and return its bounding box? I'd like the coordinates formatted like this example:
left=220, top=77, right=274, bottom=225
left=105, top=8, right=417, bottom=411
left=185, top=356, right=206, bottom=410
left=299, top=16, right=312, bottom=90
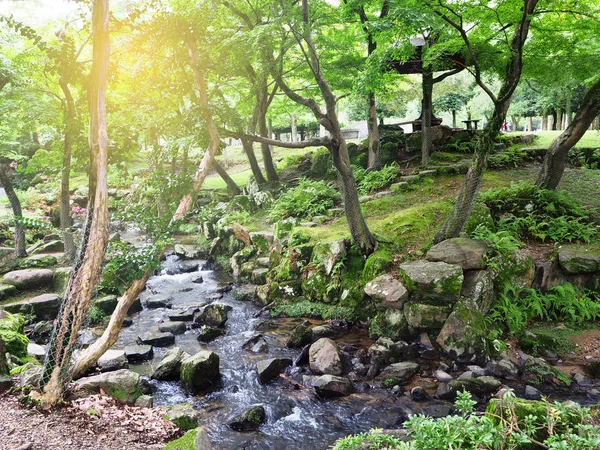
left=0, top=0, right=82, bottom=28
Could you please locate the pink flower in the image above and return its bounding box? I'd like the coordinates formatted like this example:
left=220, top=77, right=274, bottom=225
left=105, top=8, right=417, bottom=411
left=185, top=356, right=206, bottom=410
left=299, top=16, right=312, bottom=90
left=9, top=161, right=17, bottom=169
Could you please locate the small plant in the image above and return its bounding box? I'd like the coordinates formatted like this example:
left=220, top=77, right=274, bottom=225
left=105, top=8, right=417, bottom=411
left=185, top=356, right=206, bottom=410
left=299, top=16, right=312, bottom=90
left=268, top=178, right=340, bottom=221
left=353, top=163, right=399, bottom=195
left=86, top=304, right=106, bottom=326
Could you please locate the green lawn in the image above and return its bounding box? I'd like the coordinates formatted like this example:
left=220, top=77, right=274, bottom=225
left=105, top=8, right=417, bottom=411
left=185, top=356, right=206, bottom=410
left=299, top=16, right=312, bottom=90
left=507, top=130, right=600, bottom=149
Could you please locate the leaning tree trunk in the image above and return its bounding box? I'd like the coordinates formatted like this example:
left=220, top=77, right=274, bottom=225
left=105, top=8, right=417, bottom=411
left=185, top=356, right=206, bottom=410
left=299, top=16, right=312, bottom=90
left=72, top=31, right=221, bottom=377
left=211, top=156, right=241, bottom=196
left=0, top=167, right=26, bottom=257
left=421, top=69, right=434, bottom=166
left=367, top=92, right=381, bottom=171
left=257, top=108, right=279, bottom=183
left=537, top=80, right=600, bottom=190
left=40, top=0, right=110, bottom=407
left=59, top=76, right=76, bottom=262
left=241, top=137, right=266, bottom=185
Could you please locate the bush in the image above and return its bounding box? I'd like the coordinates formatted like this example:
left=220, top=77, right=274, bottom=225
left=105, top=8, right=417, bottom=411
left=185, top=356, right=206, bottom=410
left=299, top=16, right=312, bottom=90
left=268, top=178, right=340, bottom=221
left=354, top=164, right=399, bottom=195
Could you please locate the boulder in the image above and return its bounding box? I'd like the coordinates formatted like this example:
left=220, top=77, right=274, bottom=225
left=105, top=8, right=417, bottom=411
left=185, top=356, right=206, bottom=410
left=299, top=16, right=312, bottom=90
left=180, top=351, right=220, bottom=393
left=158, top=321, right=187, bottom=335
left=558, top=247, right=600, bottom=275
left=19, top=254, right=57, bottom=269
left=233, top=285, right=257, bottom=302
left=369, top=309, right=410, bottom=341
left=486, top=358, right=520, bottom=380
left=404, top=302, right=451, bottom=330
left=166, top=403, right=200, bottom=431
left=232, top=223, right=252, bottom=246
left=249, top=232, right=274, bottom=255
left=197, top=326, right=225, bottom=342
left=242, top=334, right=268, bottom=353
left=125, top=345, right=153, bottom=363
left=194, top=303, right=232, bottom=328
left=379, top=362, right=420, bottom=385
left=94, top=295, right=119, bottom=315
left=138, top=331, right=175, bottom=347
left=98, top=349, right=128, bottom=372
left=313, top=375, right=354, bottom=398
left=174, top=244, right=205, bottom=260
left=128, top=297, right=143, bottom=315
left=3, top=268, right=54, bottom=290
left=3, top=293, right=61, bottom=321
left=256, top=358, right=292, bottom=384
left=27, top=342, right=46, bottom=362
left=286, top=321, right=313, bottom=348
left=0, top=284, right=17, bottom=300
left=310, top=240, right=346, bottom=276
left=74, top=369, right=142, bottom=404
left=438, top=376, right=501, bottom=399
left=178, top=261, right=200, bottom=274
left=364, top=274, right=408, bottom=309
left=145, top=294, right=172, bottom=309
left=426, top=238, right=488, bottom=270
left=151, top=347, right=188, bottom=380
left=228, top=405, right=266, bottom=431
left=251, top=268, right=269, bottom=284
left=135, top=395, right=154, bottom=408
left=398, top=261, right=463, bottom=305
left=461, top=269, right=496, bottom=314
left=309, top=338, right=343, bottom=376
left=523, top=385, right=542, bottom=400
left=231, top=247, right=257, bottom=278
left=31, top=320, right=54, bottom=345
left=169, top=309, right=196, bottom=322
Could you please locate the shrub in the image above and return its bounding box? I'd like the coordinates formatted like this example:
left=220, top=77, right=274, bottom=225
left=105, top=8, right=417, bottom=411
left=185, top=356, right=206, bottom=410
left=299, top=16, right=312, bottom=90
left=353, top=163, right=399, bottom=195
left=268, top=178, right=340, bottom=221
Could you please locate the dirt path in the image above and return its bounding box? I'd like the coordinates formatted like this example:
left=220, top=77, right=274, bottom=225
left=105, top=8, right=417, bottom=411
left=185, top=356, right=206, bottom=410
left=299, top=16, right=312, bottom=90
left=0, top=393, right=180, bottom=450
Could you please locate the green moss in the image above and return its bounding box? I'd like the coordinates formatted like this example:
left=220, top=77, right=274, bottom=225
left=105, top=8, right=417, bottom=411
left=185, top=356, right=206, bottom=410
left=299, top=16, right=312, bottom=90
left=247, top=408, right=263, bottom=424
left=369, top=309, right=409, bottom=341
left=271, top=299, right=356, bottom=321
left=361, top=246, right=393, bottom=283
left=0, top=329, right=28, bottom=358
left=108, top=384, right=142, bottom=404
left=0, top=311, right=25, bottom=333
left=464, top=202, right=495, bottom=235
left=163, top=429, right=198, bottom=450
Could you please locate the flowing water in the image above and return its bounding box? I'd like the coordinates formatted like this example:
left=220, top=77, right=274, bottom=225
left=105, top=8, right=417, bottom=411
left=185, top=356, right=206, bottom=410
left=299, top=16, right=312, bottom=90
left=111, top=254, right=449, bottom=449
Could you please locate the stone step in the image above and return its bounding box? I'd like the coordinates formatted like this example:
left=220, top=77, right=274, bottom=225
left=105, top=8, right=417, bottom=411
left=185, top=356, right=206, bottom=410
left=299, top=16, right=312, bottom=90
left=2, top=293, right=61, bottom=320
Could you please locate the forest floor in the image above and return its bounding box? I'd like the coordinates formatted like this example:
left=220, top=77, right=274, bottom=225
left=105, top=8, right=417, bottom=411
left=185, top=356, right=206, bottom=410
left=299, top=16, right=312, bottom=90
left=0, top=393, right=180, bottom=450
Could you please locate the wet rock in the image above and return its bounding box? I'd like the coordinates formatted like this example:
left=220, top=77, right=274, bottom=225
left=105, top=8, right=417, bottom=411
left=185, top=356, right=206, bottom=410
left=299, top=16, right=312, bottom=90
left=174, top=244, right=205, bottom=260
left=311, top=324, right=337, bottom=340
left=286, top=321, right=313, bottom=348
left=523, top=385, right=542, bottom=400
left=151, top=347, right=188, bottom=380
left=438, top=376, right=501, bottom=399
left=309, top=338, right=343, bottom=376
left=434, top=370, right=453, bottom=382
left=404, top=302, right=451, bottom=330
left=422, top=404, right=452, bottom=418
left=2, top=268, right=54, bottom=290
left=94, top=295, right=118, bottom=315
left=364, top=274, right=408, bottom=309
left=197, top=326, right=225, bottom=342
left=135, top=395, right=154, bottom=408
left=522, top=357, right=568, bottom=386
left=98, top=349, right=128, bottom=372
left=231, top=247, right=257, bottom=278
left=192, top=276, right=204, bottom=284
left=125, top=345, right=153, bottom=363
left=573, top=372, right=594, bottom=387
left=294, top=345, right=310, bottom=366
left=558, top=246, right=600, bottom=274
left=74, top=369, right=142, bottom=404
left=31, top=321, right=53, bottom=344
left=229, top=405, right=266, bottom=431
left=138, top=331, right=175, bottom=347
left=145, top=294, right=172, bottom=309
left=158, top=320, right=187, bottom=335
left=178, top=261, right=200, bottom=273
left=180, top=351, right=220, bottom=393
left=169, top=309, right=196, bottom=322
left=411, top=386, right=428, bottom=401
left=139, top=377, right=155, bottom=395
left=369, top=309, right=410, bottom=341
left=313, top=375, right=354, bottom=398
left=486, top=358, right=520, bottom=380
left=215, top=282, right=233, bottom=294
left=256, top=358, right=292, bottom=384
left=194, top=303, right=232, bottom=328
left=398, top=260, right=463, bottom=305
left=467, top=365, right=486, bottom=377
left=426, top=238, right=488, bottom=270
left=233, top=284, right=257, bottom=302
left=166, top=402, right=200, bottom=431
left=128, top=298, right=143, bottom=315
left=122, top=318, right=133, bottom=327
left=242, top=334, right=268, bottom=353
left=3, top=293, right=61, bottom=321
left=379, top=362, right=420, bottom=385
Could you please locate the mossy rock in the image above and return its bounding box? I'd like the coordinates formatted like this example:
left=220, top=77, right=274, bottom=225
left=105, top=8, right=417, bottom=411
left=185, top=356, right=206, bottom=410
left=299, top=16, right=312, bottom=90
left=362, top=246, right=393, bottom=283
left=249, top=232, right=274, bottom=255
left=350, top=152, right=368, bottom=168
left=273, top=218, right=297, bottom=239
left=310, top=148, right=333, bottom=177
left=19, top=254, right=57, bottom=269
left=380, top=142, right=398, bottom=166
left=369, top=309, right=410, bottom=341
left=404, top=302, right=451, bottom=331
left=0, top=310, right=25, bottom=333
left=163, top=429, right=198, bottom=450
left=0, top=311, right=28, bottom=359
left=288, top=229, right=311, bottom=247
left=301, top=270, right=341, bottom=303
left=464, top=202, right=495, bottom=236
left=166, top=403, right=199, bottom=431
left=228, top=195, right=255, bottom=213
left=398, top=260, right=463, bottom=305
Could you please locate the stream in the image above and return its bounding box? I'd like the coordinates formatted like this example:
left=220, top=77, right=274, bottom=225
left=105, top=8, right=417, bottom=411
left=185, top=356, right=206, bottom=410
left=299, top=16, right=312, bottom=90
left=109, top=254, right=450, bottom=449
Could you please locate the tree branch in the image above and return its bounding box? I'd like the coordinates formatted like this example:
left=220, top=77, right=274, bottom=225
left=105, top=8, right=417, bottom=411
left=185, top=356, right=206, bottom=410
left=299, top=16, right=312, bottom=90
left=433, top=66, right=465, bottom=83
left=224, top=128, right=330, bottom=148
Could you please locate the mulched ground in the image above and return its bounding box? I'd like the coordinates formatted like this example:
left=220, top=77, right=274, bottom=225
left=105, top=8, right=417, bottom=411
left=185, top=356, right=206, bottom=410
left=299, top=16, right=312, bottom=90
left=0, top=393, right=181, bottom=450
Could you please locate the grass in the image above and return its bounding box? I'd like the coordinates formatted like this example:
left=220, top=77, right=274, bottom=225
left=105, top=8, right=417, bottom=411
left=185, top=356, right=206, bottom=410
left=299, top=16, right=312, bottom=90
left=505, top=130, right=600, bottom=149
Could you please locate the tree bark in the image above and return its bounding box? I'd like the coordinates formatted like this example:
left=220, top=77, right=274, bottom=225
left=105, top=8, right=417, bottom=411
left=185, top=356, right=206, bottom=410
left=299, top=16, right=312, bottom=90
left=550, top=108, right=557, bottom=130
left=452, top=110, right=457, bottom=128
left=211, top=156, right=241, bottom=196
left=367, top=91, right=381, bottom=170
left=536, top=80, right=600, bottom=190
left=0, top=167, right=26, bottom=257
left=41, top=0, right=110, bottom=406
left=527, top=116, right=533, bottom=132
left=421, top=69, right=434, bottom=165
left=557, top=109, right=564, bottom=131
left=241, top=136, right=266, bottom=185
left=541, top=111, right=548, bottom=131
left=257, top=106, right=279, bottom=183
left=59, top=76, right=76, bottom=262
left=290, top=114, right=298, bottom=142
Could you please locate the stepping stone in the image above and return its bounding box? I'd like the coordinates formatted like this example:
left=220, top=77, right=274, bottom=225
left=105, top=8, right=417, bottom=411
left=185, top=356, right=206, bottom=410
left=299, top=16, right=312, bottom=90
left=197, top=327, right=225, bottom=342
left=98, top=349, right=128, bottom=372
left=374, top=190, right=393, bottom=199
left=3, top=293, right=61, bottom=320
left=2, top=268, right=54, bottom=290
left=145, top=294, right=172, bottom=309
left=399, top=175, right=420, bottom=183
left=391, top=181, right=409, bottom=192
left=299, top=222, right=317, bottom=228
left=138, top=331, right=175, bottom=347
left=192, top=276, right=204, bottom=284
left=418, top=169, right=437, bottom=177
left=169, top=310, right=196, bottom=322
left=158, top=321, right=187, bottom=335
left=125, top=345, right=154, bottom=363
left=313, top=215, right=329, bottom=224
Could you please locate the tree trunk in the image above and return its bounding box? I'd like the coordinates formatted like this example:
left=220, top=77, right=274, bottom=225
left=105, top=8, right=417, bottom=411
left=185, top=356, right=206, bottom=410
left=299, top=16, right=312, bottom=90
left=557, top=109, right=564, bottom=131
left=257, top=110, right=278, bottom=183
left=367, top=91, right=381, bottom=171
left=421, top=69, right=434, bottom=165
left=527, top=116, right=533, bottom=132
left=59, top=77, right=76, bottom=262
left=541, top=112, right=548, bottom=131
left=550, top=109, right=557, bottom=130
left=452, top=110, right=457, bottom=128
left=211, top=156, right=241, bottom=196
left=72, top=31, right=222, bottom=378
left=40, top=0, right=111, bottom=407
left=241, top=137, right=266, bottom=185
left=511, top=116, right=519, bottom=132
left=290, top=114, right=298, bottom=142
left=537, top=80, right=600, bottom=190
left=0, top=167, right=26, bottom=257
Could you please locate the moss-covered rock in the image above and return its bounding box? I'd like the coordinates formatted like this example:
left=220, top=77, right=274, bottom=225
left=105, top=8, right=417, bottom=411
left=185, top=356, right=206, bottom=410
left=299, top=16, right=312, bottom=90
left=231, top=246, right=257, bottom=278
left=310, top=239, right=346, bottom=276
left=180, top=351, right=220, bottom=394
left=249, top=232, right=274, bottom=255
left=498, top=249, right=535, bottom=290
left=398, top=260, right=463, bottom=305
left=0, top=310, right=28, bottom=359
left=301, top=269, right=341, bottom=303
left=522, top=357, right=571, bottom=387
left=18, top=254, right=57, bottom=269
left=74, top=369, right=142, bottom=404
left=425, top=238, right=489, bottom=270
left=558, top=246, right=600, bottom=275
left=53, top=267, right=72, bottom=295
left=369, top=309, right=410, bottom=341
left=310, top=148, right=333, bottom=177
left=228, top=405, right=266, bottom=431
left=404, top=302, right=451, bottom=331
left=464, top=202, right=495, bottom=236
left=163, top=429, right=198, bottom=450
left=166, top=403, right=199, bottom=431
left=361, top=246, right=393, bottom=283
